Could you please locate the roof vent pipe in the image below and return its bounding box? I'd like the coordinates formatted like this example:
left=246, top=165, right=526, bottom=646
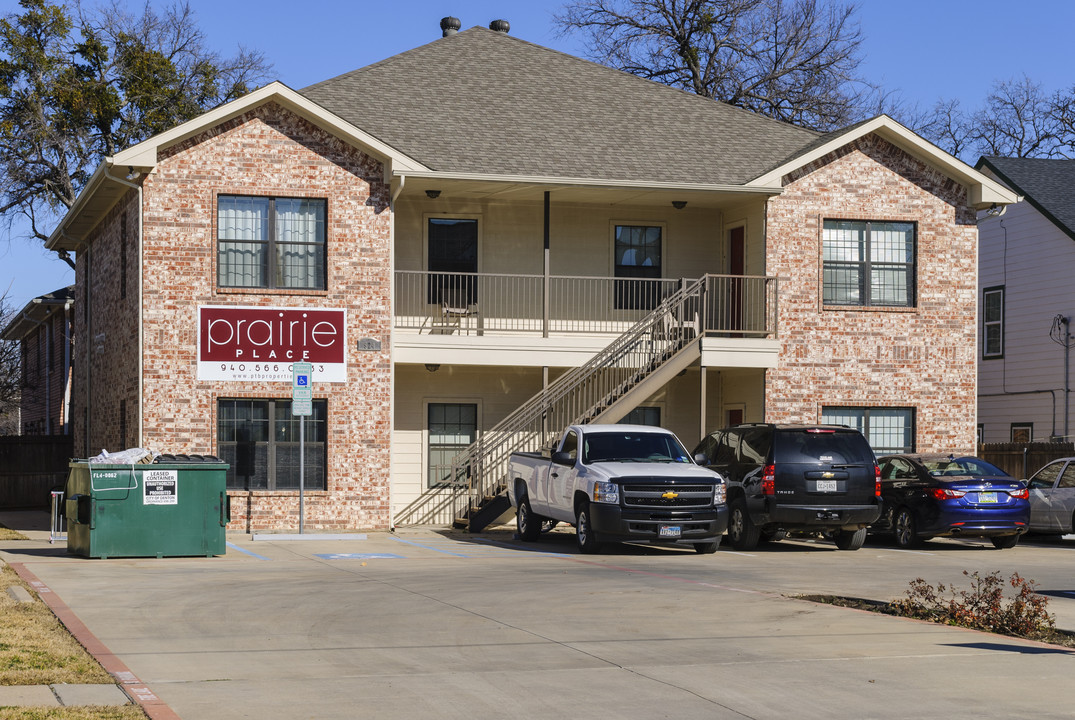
left=489, top=19, right=510, bottom=33
left=440, top=17, right=461, bottom=36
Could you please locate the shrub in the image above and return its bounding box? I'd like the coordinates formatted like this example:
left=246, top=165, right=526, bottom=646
left=889, top=570, right=1056, bottom=641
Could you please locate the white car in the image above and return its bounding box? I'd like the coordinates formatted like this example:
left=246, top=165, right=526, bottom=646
left=1026, top=457, right=1075, bottom=536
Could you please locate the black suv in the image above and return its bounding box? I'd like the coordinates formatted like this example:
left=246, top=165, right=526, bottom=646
left=693, top=424, right=881, bottom=550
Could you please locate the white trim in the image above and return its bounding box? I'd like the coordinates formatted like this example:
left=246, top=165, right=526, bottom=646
left=397, top=169, right=782, bottom=195
left=113, top=82, right=427, bottom=174
left=746, top=115, right=1020, bottom=210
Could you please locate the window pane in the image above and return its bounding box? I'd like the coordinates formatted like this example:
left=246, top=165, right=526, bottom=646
left=277, top=243, right=325, bottom=289
left=615, top=225, right=662, bottom=270
left=822, top=407, right=864, bottom=433
left=823, top=221, right=863, bottom=262
left=823, top=265, right=862, bottom=304
left=219, top=197, right=269, bottom=241
left=984, top=289, right=1003, bottom=322
left=870, top=223, right=914, bottom=263
left=276, top=199, right=325, bottom=245
left=866, top=408, right=912, bottom=455
left=985, top=325, right=1002, bottom=356
left=219, top=241, right=268, bottom=287
left=871, top=266, right=909, bottom=305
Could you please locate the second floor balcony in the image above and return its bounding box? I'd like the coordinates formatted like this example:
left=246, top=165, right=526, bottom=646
left=393, top=271, right=781, bottom=369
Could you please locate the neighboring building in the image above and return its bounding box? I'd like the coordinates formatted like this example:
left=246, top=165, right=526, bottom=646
left=0, top=287, right=75, bottom=436
left=976, top=156, right=1075, bottom=444
left=41, top=23, right=1016, bottom=531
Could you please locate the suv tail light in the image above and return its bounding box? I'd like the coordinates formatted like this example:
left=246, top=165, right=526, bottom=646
left=927, top=488, right=966, bottom=500
left=1009, top=487, right=1029, bottom=499
left=762, top=464, right=775, bottom=495
left=874, top=464, right=881, bottom=497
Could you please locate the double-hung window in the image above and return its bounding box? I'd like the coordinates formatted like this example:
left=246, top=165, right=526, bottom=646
left=822, top=406, right=915, bottom=455
left=218, top=196, right=327, bottom=290
left=982, top=286, right=1004, bottom=358
left=218, top=398, right=327, bottom=490
left=823, top=220, right=915, bottom=307
left=614, top=224, right=662, bottom=310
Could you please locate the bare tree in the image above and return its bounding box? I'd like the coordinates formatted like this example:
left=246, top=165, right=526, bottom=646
left=970, top=76, right=1062, bottom=159
left=0, top=0, right=273, bottom=243
left=912, top=76, right=1072, bottom=162
left=0, top=292, right=21, bottom=435
left=556, top=0, right=870, bottom=131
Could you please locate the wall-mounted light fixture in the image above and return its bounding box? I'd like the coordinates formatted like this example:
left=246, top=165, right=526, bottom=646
left=425, top=363, right=441, bottom=373
left=426, top=190, right=441, bottom=199
left=672, top=200, right=687, bottom=210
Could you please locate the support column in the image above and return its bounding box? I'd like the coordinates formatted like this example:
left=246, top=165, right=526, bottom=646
left=699, top=365, right=707, bottom=442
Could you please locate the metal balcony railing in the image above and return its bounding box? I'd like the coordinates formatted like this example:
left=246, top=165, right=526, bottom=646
left=394, top=271, right=778, bottom=337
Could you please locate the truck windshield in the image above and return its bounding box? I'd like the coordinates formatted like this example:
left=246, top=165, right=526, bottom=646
left=582, top=432, right=691, bottom=464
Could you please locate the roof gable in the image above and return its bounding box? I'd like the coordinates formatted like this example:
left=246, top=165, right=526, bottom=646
left=751, top=116, right=1019, bottom=209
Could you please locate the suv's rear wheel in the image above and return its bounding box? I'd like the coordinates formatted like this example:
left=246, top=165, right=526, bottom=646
left=728, top=500, right=760, bottom=551
left=833, top=527, right=866, bottom=551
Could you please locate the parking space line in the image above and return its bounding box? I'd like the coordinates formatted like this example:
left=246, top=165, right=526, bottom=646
left=226, top=542, right=271, bottom=561
left=388, top=536, right=471, bottom=557
left=874, top=547, right=936, bottom=556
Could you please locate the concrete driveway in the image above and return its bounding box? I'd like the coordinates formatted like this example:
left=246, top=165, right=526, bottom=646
left=3, top=513, right=1074, bottom=719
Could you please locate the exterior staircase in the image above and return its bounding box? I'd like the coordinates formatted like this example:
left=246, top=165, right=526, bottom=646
left=449, top=277, right=709, bottom=531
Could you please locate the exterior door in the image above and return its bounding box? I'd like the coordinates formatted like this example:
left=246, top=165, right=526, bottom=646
left=728, top=226, right=745, bottom=334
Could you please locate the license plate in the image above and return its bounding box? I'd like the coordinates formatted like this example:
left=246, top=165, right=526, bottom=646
left=976, top=492, right=998, bottom=503
left=816, top=480, right=838, bottom=492
left=658, top=524, right=682, bottom=538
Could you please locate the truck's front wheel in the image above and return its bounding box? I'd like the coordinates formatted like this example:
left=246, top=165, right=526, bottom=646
left=517, top=497, right=542, bottom=542
left=575, top=502, right=602, bottom=554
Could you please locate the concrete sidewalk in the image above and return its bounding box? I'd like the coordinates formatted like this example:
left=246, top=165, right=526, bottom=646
left=3, top=509, right=1074, bottom=719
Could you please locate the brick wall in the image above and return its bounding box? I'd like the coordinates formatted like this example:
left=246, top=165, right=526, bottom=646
left=73, top=195, right=141, bottom=455
left=136, top=102, right=393, bottom=531
left=765, top=134, right=978, bottom=454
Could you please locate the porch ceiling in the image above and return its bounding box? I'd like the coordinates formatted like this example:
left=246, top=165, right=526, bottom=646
left=394, top=172, right=779, bottom=209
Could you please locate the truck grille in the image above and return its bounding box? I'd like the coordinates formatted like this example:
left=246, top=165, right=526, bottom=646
left=622, top=483, right=714, bottom=509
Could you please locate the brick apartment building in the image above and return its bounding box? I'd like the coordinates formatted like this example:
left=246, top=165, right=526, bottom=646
left=1, top=287, right=75, bottom=436
left=41, top=23, right=1016, bottom=531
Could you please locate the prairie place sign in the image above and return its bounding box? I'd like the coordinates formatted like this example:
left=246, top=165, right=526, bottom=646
left=197, top=305, right=347, bottom=382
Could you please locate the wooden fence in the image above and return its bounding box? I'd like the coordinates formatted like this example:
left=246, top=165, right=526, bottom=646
left=0, top=436, right=74, bottom=509
left=977, top=442, right=1075, bottom=480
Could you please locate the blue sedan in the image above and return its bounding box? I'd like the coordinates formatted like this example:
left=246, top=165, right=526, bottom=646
left=874, top=454, right=1030, bottom=549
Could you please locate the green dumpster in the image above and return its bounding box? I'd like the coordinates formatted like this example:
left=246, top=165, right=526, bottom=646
left=65, top=459, right=229, bottom=559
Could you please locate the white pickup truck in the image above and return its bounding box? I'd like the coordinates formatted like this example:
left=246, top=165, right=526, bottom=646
left=508, top=424, right=728, bottom=554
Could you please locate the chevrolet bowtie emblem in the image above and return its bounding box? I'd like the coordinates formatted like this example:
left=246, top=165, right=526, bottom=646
left=662, top=491, right=679, bottom=499
left=822, top=472, right=835, bottom=478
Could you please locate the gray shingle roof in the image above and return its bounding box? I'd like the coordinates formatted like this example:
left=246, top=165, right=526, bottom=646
left=301, top=26, right=820, bottom=185
left=977, top=156, right=1075, bottom=240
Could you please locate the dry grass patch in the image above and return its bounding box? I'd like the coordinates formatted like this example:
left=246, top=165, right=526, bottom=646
left=0, top=708, right=146, bottom=719
left=0, top=565, right=113, bottom=686
left=0, top=526, right=28, bottom=541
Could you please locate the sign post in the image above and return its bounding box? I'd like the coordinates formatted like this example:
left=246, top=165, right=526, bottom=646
left=291, top=362, right=313, bottom=534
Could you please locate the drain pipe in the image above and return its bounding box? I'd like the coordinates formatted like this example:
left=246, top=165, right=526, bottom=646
left=103, top=166, right=144, bottom=446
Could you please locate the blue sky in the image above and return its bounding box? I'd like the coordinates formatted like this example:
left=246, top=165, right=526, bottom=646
left=3, top=0, right=1073, bottom=312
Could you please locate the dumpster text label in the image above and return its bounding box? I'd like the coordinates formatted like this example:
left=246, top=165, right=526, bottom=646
left=144, top=470, right=178, bottom=505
